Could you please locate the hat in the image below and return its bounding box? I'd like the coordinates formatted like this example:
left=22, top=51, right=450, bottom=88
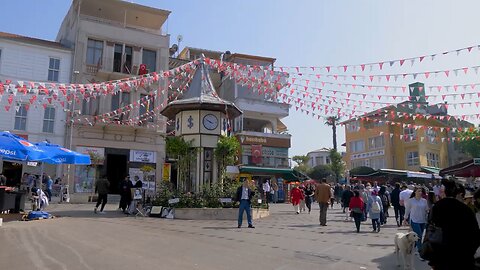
left=371, top=190, right=378, bottom=196
left=465, top=191, right=474, bottom=199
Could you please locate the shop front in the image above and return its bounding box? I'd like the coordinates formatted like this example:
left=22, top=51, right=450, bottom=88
left=74, top=146, right=157, bottom=195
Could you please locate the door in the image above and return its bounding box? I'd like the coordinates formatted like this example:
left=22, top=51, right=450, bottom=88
left=106, top=154, right=128, bottom=194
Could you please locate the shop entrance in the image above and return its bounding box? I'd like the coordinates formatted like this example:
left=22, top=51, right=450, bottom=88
left=2, top=161, right=23, bottom=186
left=106, top=154, right=128, bottom=194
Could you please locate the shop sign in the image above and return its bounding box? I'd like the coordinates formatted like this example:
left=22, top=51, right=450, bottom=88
left=237, top=135, right=290, bottom=148
left=130, top=150, right=156, bottom=163
left=242, top=146, right=289, bottom=158
left=350, top=150, right=385, bottom=161
left=76, top=146, right=105, bottom=164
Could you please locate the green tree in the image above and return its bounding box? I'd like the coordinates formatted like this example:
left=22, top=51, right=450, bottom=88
left=329, top=149, right=345, bottom=182
left=349, top=166, right=376, bottom=177
left=292, top=155, right=310, bottom=174
left=214, top=135, right=240, bottom=183
left=308, top=164, right=334, bottom=180
left=325, top=116, right=340, bottom=150
left=165, top=136, right=196, bottom=192
left=458, top=128, right=480, bottom=158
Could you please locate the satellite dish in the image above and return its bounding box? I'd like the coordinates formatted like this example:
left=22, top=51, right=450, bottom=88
left=177, top=35, right=183, bottom=43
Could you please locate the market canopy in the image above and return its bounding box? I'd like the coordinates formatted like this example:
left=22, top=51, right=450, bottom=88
left=352, top=168, right=441, bottom=180
left=34, top=142, right=91, bottom=165
left=238, top=166, right=308, bottom=181
left=439, top=158, right=480, bottom=177
left=0, top=131, right=49, bottom=161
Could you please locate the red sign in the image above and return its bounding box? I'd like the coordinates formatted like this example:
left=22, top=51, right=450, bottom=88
left=251, top=145, right=262, bottom=164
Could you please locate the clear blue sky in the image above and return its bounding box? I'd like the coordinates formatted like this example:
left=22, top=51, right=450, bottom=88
left=2, top=0, right=480, bottom=158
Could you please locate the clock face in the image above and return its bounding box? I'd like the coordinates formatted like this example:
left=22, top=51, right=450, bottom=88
left=203, top=114, right=218, bottom=130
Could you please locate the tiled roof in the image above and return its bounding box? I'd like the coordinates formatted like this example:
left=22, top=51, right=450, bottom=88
left=0, top=31, right=70, bottom=50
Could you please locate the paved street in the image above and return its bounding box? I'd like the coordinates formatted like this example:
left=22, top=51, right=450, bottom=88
left=0, top=202, right=429, bottom=270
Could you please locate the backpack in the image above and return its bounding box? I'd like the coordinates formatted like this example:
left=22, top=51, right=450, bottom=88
left=371, top=199, right=381, bottom=213
left=380, top=194, right=389, bottom=208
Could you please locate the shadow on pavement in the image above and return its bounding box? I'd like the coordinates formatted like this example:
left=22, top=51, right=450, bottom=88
left=48, top=210, right=130, bottom=219
left=371, top=250, right=431, bottom=270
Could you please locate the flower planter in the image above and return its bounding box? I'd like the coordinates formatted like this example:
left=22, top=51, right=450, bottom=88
left=173, top=207, right=269, bottom=220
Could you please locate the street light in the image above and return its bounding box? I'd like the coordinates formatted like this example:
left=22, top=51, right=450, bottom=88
left=63, top=70, right=80, bottom=202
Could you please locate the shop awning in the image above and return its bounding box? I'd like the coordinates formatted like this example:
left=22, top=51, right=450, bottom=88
left=238, top=166, right=308, bottom=181
left=420, top=166, right=441, bottom=175
left=440, top=158, right=480, bottom=177
left=353, top=168, right=440, bottom=180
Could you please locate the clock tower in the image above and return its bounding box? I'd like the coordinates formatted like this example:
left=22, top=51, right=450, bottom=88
left=160, top=58, right=242, bottom=192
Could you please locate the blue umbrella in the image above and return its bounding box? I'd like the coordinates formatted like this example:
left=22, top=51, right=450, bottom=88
left=34, top=142, right=91, bottom=165
left=0, top=131, right=49, bottom=161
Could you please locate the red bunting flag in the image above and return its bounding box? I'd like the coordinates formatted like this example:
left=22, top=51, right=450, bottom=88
left=400, top=59, right=405, bottom=66
left=379, top=62, right=384, bottom=70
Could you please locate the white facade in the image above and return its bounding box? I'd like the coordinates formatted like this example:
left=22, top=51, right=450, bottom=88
left=0, top=35, right=72, bottom=177
left=307, top=148, right=332, bottom=168
left=56, top=0, right=171, bottom=197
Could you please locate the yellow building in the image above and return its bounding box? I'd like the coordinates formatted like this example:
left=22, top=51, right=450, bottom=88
left=342, top=82, right=471, bottom=172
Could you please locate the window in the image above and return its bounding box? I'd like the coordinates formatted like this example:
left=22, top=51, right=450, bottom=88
left=124, top=46, right=133, bottom=74
left=368, top=135, right=385, bottom=149
left=406, top=151, right=420, bottom=166
left=86, top=39, right=103, bottom=65
left=113, top=44, right=123, bottom=72
left=139, top=94, right=155, bottom=122
left=404, top=127, right=417, bottom=142
left=426, top=152, right=440, bottom=168
left=364, top=121, right=383, bottom=129
left=315, top=156, right=322, bottom=166
left=81, top=95, right=99, bottom=116
left=325, top=156, right=331, bottom=164
left=347, top=121, right=360, bottom=132
left=43, top=107, right=55, bottom=133
left=14, top=104, right=28, bottom=130
left=111, top=91, right=130, bottom=111
left=142, top=49, right=157, bottom=73
left=112, top=44, right=133, bottom=74
left=48, top=58, right=60, bottom=82
left=426, top=128, right=438, bottom=144
left=370, top=157, right=386, bottom=169
left=351, top=159, right=367, bottom=169
left=349, top=140, right=365, bottom=153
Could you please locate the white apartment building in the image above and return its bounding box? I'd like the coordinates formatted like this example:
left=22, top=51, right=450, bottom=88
left=306, top=148, right=332, bottom=168
left=56, top=0, right=171, bottom=197
left=0, top=32, right=72, bottom=183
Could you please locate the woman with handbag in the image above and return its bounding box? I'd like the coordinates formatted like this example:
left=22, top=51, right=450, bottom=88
left=349, top=190, right=365, bottom=233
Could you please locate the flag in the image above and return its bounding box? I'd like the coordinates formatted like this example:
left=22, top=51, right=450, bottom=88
left=251, top=145, right=262, bottom=164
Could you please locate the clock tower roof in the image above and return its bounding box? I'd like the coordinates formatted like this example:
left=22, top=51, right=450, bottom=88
left=160, top=58, right=242, bottom=119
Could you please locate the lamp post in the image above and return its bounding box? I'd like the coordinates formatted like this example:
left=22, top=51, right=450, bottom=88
left=64, top=70, right=80, bottom=202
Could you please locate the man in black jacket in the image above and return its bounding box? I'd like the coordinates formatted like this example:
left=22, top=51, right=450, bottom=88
left=341, top=185, right=354, bottom=220
left=428, top=179, right=480, bottom=270
left=236, top=180, right=255, bottom=228
left=390, top=182, right=403, bottom=227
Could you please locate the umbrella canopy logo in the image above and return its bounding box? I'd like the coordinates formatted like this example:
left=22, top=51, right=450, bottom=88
left=19, top=140, right=34, bottom=147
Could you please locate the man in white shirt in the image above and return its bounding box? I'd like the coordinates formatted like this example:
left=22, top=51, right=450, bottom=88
left=399, top=184, right=413, bottom=223
left=433, top=180, right=442, bottom=200
left=262, top=180, right=271, bottom=205
left=236, top=180, right=255, bottom=228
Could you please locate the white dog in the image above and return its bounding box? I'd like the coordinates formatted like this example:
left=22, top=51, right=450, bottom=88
left=394, top=231, right=419, bottom=270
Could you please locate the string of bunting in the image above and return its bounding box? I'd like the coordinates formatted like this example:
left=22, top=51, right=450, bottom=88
left=284, top=83, right=480, bottom=107
left=276, top=44, right=480, bottom=72
left=286, top=65, right=480, bottom=83
left=287, top=77, right=480, bottom=95
left=0, top=61, right=198, bottom=112
left=72, top=62, right=198, bottom=126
